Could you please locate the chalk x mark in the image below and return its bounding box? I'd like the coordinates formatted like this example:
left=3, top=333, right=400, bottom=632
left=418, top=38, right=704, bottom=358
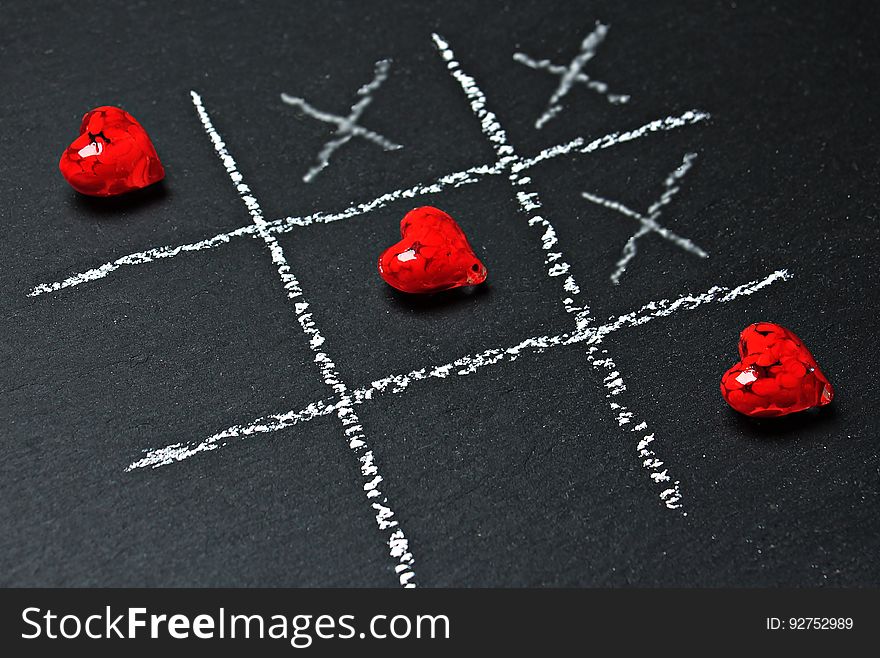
left=281, top=59, right=402, bottom=183
left=513, top=21, right=630, bottom=129
left=582, top=152, right=708, bottom=284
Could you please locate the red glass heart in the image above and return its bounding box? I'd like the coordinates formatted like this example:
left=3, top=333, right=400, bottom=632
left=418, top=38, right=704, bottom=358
left=59, top=106, right=165, bottom=196
left=378, top=206, right=487, bottom=293
left=720, top=322, right=834, bottom=417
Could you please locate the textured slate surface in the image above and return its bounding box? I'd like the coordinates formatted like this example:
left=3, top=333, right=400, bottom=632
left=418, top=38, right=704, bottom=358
left=0, top=0, right=878, bottom=586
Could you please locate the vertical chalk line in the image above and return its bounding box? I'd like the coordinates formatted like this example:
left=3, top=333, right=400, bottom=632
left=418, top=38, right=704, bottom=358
left=433, top=32, right=592, bottom=332
left=432, top=33, right=716, bottom=512
left=190, top=90, right=416, bottom=587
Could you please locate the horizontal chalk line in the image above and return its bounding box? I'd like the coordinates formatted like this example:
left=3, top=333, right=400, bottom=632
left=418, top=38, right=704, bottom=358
left=127, top=268, right=790, bottom=471
left=29, top=111, right=709, bottom=298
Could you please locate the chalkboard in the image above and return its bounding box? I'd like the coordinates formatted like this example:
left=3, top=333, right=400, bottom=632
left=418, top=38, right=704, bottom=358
left=1, top=0, right=878, bottom=587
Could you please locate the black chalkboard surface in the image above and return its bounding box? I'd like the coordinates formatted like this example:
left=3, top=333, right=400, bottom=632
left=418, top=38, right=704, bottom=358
left=1, top=0, right=878, bottom=587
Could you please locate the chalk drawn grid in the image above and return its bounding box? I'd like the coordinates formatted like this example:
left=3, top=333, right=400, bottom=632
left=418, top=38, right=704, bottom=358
left=29, top=31, right=792, bottom=587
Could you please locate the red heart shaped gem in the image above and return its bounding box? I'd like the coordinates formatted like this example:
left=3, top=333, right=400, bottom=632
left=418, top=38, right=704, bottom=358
left=720, top=322, right=834, bottom=417
left=378, top=206, right=488, bottom=293
left=59, top=106, right=165, bottom=197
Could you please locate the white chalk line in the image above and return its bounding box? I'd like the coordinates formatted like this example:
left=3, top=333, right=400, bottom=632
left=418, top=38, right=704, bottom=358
left=129, top=269, right=792, bottom=510
left=281, top=59, right=402, bottom=183
left=581, top=151, right=709, bottom=284
left=27, top=224, right=259, bottom=297
left=432, top=32, right=720, bottom=513
left=582, top=266, right=789, bottom=507
left=27, top=163, right=499, bottom=297
left=513, top=110, right=711, bottom=173
left=191, top=90, right=416, bottom=588
left=577, top=266, right=790, bottom=510
left=126, top=399, right=336, bottom=470
left=433, top=31, right=593, bottom=332
left=589, top=345, right=685, bottom=509
left=28, top=110, right=708, bottom=299
left=514, top=21, right=630, bottom=129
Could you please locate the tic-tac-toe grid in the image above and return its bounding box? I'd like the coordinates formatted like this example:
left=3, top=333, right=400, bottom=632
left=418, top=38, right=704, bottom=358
left=29, top=31, right=791, bottom=588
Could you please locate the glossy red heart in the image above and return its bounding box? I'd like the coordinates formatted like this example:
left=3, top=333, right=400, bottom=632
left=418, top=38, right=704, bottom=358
left=59, top=106, right=165, bottom=196
left=378, top=206, right=487, bottom=293
left=720, top=322, right=833, bottom=417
